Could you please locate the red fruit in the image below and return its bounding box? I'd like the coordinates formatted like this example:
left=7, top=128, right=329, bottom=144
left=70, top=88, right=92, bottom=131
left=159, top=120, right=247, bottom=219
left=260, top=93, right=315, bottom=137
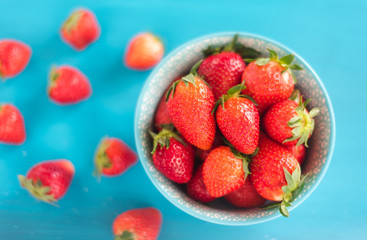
left=60, top=9, right=100, bottom=51
left=241, top=49, right=302, bottom=114
left=113, top=207, right=162, bottom=240
left=150, top=128, right=194, bottom=183
left=166, top=72, right=216, bottom=150
left=0, top=39, right=31, bottom=79
left=198, top=52, right=245, bottom=101
left=124, top=32, right=164, bottom=70
left=187, top=165, right=215, bottom=203
left=250, top=132, right=305, bottom=217
left=203, top=146, right=248, bottom=198
left=263, top=94, right=320, bottom=147
left=287, top=144, right=306, bottom=165
left=0, top=104, right=26, bottom=145
left=225, top=177, right=266, bottom=208
left=214, top=84, right=259, bottom=154
left=196, top=132, right=224, bottom=161
left=18, top=159, right=74, bottom=204
left=48, top=65, right=92, bottom=105
left=94, top=137, right=137, bottom=180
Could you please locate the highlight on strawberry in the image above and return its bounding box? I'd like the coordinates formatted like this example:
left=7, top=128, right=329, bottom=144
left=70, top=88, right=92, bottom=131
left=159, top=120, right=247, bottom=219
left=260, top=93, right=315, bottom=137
left=18, top=159, right=75, bottom=205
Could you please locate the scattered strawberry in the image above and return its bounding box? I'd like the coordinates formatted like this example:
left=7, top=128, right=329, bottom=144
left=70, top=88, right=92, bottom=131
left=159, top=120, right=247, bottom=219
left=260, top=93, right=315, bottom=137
left=0, top=104, right=26, bottom=145
left=150, top=126, right=194, bottom=183
left=250, top=132, right=307, bottom=217
left=0, top=39, right=31, bottom=79
left=263, top=91, right=320, bottom=147
left=213, top=84, right=259, bottom=154
left=18, top=159, right=74, bottom=205
left=242, top=49, right=302, bottom=114
left=287, top=144, right=306, bottom=165
left=113, top=207, right=162, bottom=240
left=166, top=63, right=216, bottom=150
left=198, top=35, right=247, bottom=101
left=225, top=177, right=266, bottom=208
left=196, top=132, right=224, bottom=161
left=60, top=9, right=100, bottom=51
left=187, top=165, right=215, bottom=203
left=203, top=146, right=249, bottom=198
left=94, top=137, right=137, bottom=180
left=124, top=32, right=164, bottom=70
left=48, top=65, right=92, bottom=105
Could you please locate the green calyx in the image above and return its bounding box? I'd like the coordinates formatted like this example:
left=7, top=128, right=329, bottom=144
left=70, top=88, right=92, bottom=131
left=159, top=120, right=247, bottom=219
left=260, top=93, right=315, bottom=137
left=248, top=49, right=303, bottom=84
left=202, top=34, right=261, bottom=59
left=165, top=60, right=208, bottom=101
left=211, top=83, right=257, bottom=114
left=18, top=175, right=58, bottom=206
left=283, top=96, right=320, bottom=147
left=150, top=124, right=186, bottom=154
left=48, top=66, right=60, bottom=92
left=63, top=10, right=83, bottom=34
left=0, top=62, right=5, bottom=81
left=115, top=230, right=135, bottom=240
left=93, top=138, right=112, bottom=182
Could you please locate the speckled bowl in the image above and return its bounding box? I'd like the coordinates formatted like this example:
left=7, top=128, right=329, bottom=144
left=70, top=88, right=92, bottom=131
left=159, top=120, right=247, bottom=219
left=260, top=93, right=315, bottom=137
left=134, top=32, right=335, bottom=225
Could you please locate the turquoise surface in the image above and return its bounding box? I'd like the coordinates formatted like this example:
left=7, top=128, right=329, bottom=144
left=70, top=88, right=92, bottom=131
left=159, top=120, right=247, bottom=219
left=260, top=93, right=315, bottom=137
left=0, top=0, right=365, bottom=239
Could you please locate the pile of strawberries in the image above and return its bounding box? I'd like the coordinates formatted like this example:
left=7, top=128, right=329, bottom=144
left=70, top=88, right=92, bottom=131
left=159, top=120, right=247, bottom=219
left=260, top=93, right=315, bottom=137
left=151, top=35, right=319, bottom=217
left=1, top=8, right=165, bottom=240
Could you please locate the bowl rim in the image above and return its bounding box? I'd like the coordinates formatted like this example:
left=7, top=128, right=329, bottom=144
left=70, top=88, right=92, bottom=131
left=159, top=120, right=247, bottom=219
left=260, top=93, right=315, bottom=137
left=134, top=31, right=336, bottom=225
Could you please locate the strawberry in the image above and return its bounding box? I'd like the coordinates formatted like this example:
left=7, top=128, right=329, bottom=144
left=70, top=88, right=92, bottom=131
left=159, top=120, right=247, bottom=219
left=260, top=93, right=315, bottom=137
left=198, top=35, right=249, bottom=101
left=60, top=9, right=100, bottom=51
left=196, top=132, right=224, bottom=161
left=124, top=32, right=164, bottom=70
left=287, top=144, right=306, bottom=165
left=154, top=94, right=172, bottom=131
left=113, top=207, right=162, bottom=240
left=187, top=165, right=215, bottom=203
left=94, top=137, right=137, bottom=180
left=48, top=65, right=92, bottom=105
left=203, top=146, right=249, bottom=198
left=241, top=49, right=303, bottom=114
left=250, top=132, right=307, bottom=217
left=213, top=84, right=259, bottom=154
left=225, top=177, right=266, bottom=208
left=150, top=126, right=194, bottom=183
left=263, top=91, right=320, bottom=147
left=166, top=63, right=216, bottom=150
left=0, top=39, right=31, bottom=79
left=18, top=159, right=74, bottom=205
left=0, top=104, right=26, bottom=145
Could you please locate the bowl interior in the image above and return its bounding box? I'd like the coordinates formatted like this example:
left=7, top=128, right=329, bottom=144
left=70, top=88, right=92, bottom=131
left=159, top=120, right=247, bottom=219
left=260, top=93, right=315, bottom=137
left=134, top=32, right=335, bottom=225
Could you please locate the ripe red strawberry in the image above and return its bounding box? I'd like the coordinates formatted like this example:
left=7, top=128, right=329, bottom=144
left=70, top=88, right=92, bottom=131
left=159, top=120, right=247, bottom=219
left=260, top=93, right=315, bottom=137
left=198, top=35, right=260, bottom=101
left=225, top=177, right=266, bottom=208
left=166, top=66, right=216, bottom=150
left=241, top=49, right=302, bottom=114
left=60, top=9, right=100, bottom=51
left=287, top=144, right=306, bottom=165
left=250, top=132, right=306, bottom=217
left=196, top=132, right=224, bottom=161
left=0, top=104, right=26, bottom=145
left=203, top=146, right=249, bottom=198
left=48, top=65, right=92, bottom=105
left=213, top=84, right=259, bottom=154
left=18, top=159, right=74, bottom=204
left=0, top=39, right=31, bottom=79
left=150, top=127, right=194, bottom=183
left=187, top=165, right=215, bottom=203
left=113, top=207, right=162, bottom=240
left=263, top=93, right=320, bottom=147
left=94, top=137, right=137, bottom=180
left=124, top=32, right=164, bottom=70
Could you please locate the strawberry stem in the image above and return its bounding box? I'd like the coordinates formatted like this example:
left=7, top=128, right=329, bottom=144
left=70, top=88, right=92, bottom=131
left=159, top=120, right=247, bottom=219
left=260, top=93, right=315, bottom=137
left=150, top=126, right=185, bottom=154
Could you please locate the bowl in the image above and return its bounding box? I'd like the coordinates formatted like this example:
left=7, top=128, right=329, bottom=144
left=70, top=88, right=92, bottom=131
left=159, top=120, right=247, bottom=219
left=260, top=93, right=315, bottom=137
left=134, top=32, right=335, bottom=225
